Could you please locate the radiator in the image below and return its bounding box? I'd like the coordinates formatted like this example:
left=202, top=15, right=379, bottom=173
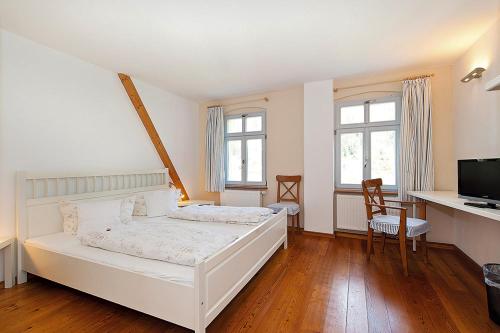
left=336, top=194, right=400, bottom=231
left=220, top=190, right=263, bottom=207
left=336, top=195, right=368, bottom=231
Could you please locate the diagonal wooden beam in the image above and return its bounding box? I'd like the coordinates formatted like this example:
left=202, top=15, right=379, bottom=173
left=118, top=73, right=189, bottom=200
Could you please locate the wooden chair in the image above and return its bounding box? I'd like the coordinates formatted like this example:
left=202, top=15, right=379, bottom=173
left=362, top=178, right=429, bottom=276
left=268, top=175, right=301, bottom=231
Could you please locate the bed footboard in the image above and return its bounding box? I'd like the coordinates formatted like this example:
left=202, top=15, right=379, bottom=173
left=23, top=244, right=196, bottom=329
left=194, top=209, right=288, bottom=331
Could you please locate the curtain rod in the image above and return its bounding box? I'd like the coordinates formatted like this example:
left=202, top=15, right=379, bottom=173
left=207, top=97, right=269, bottom=109
left=335, top=90, right=401, bottom=101
left=333, top=73, right=434, bottom=93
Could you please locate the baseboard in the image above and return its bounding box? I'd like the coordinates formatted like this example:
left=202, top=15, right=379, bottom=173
left=334, top=231, right=455, bottom=250
left=298, top=230, right=482, bottom=274
left=334, top=231, right=365, bottom=240
left=452, top=245, right=483, bottom=274
left=301, top=230, right=335, bottom=238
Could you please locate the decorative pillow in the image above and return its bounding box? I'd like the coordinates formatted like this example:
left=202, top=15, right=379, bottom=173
left=59, top=201, right=79, bottom=235
left=144, top=189, right=178, bottom=218
left=132, top=194, right=147, bottom=216
left=120, top=196, right=136, bottom=224
left=77, top=199, right=122, bottom=226
left=60, top=196, right=135, bottom=234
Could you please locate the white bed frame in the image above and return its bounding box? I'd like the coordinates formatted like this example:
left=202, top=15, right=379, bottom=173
left=15, top=168, right=287, bottom=332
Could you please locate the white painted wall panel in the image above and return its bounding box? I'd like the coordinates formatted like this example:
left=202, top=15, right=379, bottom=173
left=303, top=80, right=334, bottom=234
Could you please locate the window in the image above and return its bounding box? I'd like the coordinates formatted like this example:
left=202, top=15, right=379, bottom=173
left=224, top=112, right=266, bottom=186
left=335, top=96, right=401, bottom=189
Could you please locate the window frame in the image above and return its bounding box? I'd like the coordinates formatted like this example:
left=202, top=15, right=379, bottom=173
left=334, top=95, right=401, bottom=190
left=224, top=111, right=267, bottom=187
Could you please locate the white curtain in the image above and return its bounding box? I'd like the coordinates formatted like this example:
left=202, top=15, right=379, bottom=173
left=400, top=77, right=434, bottom=200
left=205, top=106, right=225, bottom=192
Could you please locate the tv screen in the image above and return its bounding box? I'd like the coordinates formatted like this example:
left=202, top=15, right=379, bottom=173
left=458, top=159, right=500, bottom=204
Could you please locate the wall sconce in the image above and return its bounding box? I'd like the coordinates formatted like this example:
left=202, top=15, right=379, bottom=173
left=461, top=67, right=486, bottom=83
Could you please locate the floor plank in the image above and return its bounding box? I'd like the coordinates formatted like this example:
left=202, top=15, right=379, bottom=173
left=1, top=232, right=499, bottom=333
left=346, top=239, right=369, bottom=333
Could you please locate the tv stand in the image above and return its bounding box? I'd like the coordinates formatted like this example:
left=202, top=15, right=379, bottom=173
left=464, top=202, right=499, bottom=210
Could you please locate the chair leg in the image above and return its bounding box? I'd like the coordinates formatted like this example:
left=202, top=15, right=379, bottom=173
left=367, top=227, right=374, bottom=261
left=421, top=233, right=428, bottom=264
left=399, top=235, right=408, bottom=276
left=381, top=232, right=386, bottom=254
left=296, top=214, right=300, bottom=232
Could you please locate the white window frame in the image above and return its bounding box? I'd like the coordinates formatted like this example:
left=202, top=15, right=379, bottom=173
left=224, top=111, right=267, bottom=187
left=334, top=95, right=401, bottom=190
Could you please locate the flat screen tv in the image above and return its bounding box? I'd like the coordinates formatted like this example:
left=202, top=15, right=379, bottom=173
left=458, top=158, right=500, bottom=208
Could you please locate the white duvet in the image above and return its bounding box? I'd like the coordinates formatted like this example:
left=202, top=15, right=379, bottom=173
left=77, top=219, right=239, bottom=266
left=168, top=205, right=274, bottom=224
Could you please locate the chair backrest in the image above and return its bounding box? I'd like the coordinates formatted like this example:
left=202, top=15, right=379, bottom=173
left=361, top=178, right=387, bottom=219
left=276, top=175, right=301, bottom=204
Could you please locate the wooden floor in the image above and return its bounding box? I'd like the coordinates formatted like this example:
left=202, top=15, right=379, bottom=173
left=1, top=232, right=499, bottom=333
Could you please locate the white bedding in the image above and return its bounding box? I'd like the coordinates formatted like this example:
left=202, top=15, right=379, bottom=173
left=167, top=205, right=274, bottom=224
left=26, top=217, right=256, bottom=286
left=77, top=218, right=240, bottom=266
left=26, top=232, right=194, bottom=286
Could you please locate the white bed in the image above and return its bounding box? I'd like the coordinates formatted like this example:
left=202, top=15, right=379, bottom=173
left=16, top=169, right=288, bottom=333
left=26, top=232, right=194, bottom=284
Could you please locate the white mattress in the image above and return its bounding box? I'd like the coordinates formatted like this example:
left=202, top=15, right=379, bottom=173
left=25, top=216, right=256, bottom=286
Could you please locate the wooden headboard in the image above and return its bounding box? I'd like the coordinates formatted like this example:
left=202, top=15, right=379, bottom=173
left=15, top=168, right=170, bottom=282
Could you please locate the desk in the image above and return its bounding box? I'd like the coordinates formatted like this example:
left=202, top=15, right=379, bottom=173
left=0, top=237, right=14, bottom=288
left=407, top=191, right=500, bottom=222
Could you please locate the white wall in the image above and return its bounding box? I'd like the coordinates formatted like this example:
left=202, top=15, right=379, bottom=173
left=453, top=21, right=499, bottom=161
left=303, top=80, right=334, bottom=234
left=133, top=79, right=200, bottom=198
left=0, top=30, right=200, bottom=280
left=450, top=19, right=500, bottom=265
left=197, top=87, right=304, bottom=217
left=332, top=65, right=457, bottom=242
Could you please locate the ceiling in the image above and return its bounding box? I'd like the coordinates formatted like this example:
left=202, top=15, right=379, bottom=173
left=0, top=0, right=498, bottom=101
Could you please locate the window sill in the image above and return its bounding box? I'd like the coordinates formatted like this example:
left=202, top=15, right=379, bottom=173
left=225, top=185, right=268, bottom=191
left=334, top=188, right=399, bottom=196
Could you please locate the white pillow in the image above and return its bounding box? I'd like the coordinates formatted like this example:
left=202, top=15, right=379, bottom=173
left=120, top=196, right=136, bottom=223
left=60, top=197, right=135, bottom=235
left=77, top=196, right=135, bottom=225
left=132, top=194, right=147, bottom=216
left=59, top=201, right=79, bottom=235
left=77, top=199, right=122, bottom=225
left=144, top=189, right=178, bottom=218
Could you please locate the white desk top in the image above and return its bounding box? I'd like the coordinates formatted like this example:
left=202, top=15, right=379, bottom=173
left=407, top=191, right=500, bottom=222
